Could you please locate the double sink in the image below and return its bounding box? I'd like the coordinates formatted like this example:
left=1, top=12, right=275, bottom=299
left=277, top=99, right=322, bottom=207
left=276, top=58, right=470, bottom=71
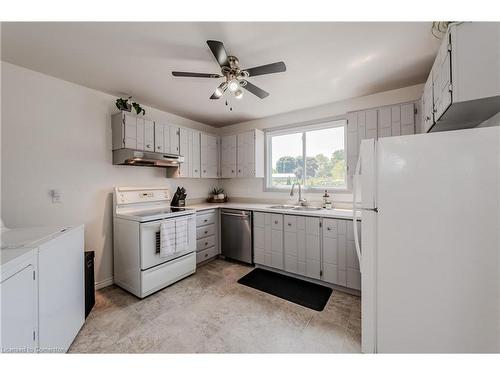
left=267, top=205, right=323, bottom=212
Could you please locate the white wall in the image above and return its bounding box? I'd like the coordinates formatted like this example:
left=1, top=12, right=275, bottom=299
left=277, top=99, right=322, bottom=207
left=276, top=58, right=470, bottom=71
left=219, top=84, right=425, bottom=205
left=478, top=111, right=500, bottom=128
left=1, top=62, right=218, bottom=287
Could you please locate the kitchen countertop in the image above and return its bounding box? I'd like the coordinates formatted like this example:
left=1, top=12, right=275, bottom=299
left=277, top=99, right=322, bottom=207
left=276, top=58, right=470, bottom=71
left=184, top=202, right=361, bottom=220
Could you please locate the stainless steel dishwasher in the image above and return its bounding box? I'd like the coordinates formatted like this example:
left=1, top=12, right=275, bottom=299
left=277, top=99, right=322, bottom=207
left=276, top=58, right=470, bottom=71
left=220, top=209, right=253, bottom=264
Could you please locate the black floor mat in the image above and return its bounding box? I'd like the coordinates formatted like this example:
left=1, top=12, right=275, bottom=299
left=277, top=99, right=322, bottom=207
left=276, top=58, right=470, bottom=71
left=237, top=268, right=332, bottom=311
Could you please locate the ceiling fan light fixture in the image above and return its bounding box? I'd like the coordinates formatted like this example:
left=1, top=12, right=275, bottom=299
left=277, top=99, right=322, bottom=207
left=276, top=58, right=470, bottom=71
left=214, top=82, right=228, bottom=98
left=234, top=89, right=243, bottom=99
left=228, top=79, right=239, bottom=92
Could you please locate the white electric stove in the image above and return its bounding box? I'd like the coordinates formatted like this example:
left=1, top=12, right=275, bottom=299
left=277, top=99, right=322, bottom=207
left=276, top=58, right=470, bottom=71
left=113, top=187, right=197, bottom=298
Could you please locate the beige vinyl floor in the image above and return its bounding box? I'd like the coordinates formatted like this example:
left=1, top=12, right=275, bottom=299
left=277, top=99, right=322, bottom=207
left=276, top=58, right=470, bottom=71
left=69, top=259, right=361, bottom=353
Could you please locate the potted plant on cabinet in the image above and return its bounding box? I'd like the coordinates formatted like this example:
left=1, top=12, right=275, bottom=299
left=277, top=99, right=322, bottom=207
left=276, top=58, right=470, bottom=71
left=115, top=96, right=146, bottom=115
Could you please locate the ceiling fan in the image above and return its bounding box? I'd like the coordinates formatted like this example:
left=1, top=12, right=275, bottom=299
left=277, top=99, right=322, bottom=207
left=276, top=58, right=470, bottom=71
left=172, top=40, right=286, bottom=100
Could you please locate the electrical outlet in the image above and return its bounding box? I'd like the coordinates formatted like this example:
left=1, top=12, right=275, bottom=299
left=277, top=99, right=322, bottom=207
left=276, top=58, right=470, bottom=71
left=49, top=189, right=62, bottom=204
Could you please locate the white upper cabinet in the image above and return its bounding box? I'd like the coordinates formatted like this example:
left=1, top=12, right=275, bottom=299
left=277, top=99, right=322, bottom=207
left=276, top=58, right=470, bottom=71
left=112, top=112, right=155, bottom=152
left=170, top=126, right=180, bottom=155
left=236, top=131, right=250, bottom=177
left=400, top=103, right=415, bottom=135
left=220, top=129, right=264, bottom=179
left=422, top=74, right=435, bottom=132
left=221, top=134, right=237, bottom=178
left=178, top=127, right=192, bottom=178
left=432, top=38, right=453, bottom=121
left=123, top=113, right=137, bottom=149
left=143, top=119, right=154, bottom=151
left=154, top=122, right=165, bottom=153
left=191, top=130, right=201, bottom=178
left=136, top=117, right=145, bottom=150
left=154, top=123, right=179, bottom=155
left=423, top=22, right=500, bottom=132
left=346, top=102, right=416, bottom=177
left=365, top=109, right=378, bottom=139
left=378, top=107, right=392, bottom=138
left=201, top=133, right=219, bottom=178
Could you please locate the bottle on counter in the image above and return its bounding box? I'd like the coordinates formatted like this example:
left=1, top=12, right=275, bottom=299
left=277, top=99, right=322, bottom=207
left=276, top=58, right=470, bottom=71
left=322, top=190, right=332, bottom=209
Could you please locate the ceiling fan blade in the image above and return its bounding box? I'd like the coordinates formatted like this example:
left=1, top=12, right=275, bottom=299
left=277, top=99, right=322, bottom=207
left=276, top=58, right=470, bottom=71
left=243, top=61, right=286, bottom=77
left=207, top=40, right=229, bottom=67
left=172, top=71, right=222, bottom=78
left=242, top=81, right=269, bottom=99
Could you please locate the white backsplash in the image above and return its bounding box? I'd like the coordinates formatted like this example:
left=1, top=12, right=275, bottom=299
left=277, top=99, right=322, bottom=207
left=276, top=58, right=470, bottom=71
left=220, top=178, right=354, bottom=209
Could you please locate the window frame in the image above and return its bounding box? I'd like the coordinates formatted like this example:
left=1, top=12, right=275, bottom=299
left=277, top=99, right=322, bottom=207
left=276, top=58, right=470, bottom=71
left=264, top=117, right=349, bottom=193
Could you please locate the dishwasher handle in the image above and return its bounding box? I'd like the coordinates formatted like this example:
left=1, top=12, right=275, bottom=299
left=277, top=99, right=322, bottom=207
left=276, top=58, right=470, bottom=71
left=221, top=211, right=250, bottom=219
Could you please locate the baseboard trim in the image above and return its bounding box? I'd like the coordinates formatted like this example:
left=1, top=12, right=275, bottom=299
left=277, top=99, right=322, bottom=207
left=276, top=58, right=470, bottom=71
left=95, top=277, right=114, bottom=290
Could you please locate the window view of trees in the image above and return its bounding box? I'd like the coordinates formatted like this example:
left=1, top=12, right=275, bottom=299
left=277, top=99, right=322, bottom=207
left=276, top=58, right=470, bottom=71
left=272, top=150, right=345, bottom=187
left=269, top=124, right=346, bottom=189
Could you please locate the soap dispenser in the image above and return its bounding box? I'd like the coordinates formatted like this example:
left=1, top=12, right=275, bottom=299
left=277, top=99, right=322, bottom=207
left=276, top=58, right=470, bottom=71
left=322, top=190, right=332, bottom=209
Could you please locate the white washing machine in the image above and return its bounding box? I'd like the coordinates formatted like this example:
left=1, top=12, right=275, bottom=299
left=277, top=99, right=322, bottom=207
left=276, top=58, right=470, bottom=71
left=1, top=224, right=85, bottom=353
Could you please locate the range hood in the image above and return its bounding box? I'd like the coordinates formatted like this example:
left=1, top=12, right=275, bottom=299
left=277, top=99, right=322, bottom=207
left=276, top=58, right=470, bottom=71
left=113, top=149, right=184, bottom=168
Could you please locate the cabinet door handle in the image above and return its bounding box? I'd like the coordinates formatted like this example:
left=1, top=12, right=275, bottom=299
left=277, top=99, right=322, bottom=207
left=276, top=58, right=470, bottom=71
left=205, top=242, right=208, bottom=246
left=327, top=227, right=331, bottom=231
left=288, top=223, right=292, bottom=226
left=204, top=219, right=208, bottom=223
left=205, top=253, right=208, bottom=258
left=274, top=220, right=278, bottom=224
left=204, top=230, right=208, bottom=234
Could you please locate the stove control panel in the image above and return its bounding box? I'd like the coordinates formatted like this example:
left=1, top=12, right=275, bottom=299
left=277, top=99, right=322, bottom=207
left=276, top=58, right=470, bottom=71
left=115, top=188, right=171, bottom=205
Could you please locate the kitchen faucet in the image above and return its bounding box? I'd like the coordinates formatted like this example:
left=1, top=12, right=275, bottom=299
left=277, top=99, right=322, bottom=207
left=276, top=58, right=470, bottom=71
left=290, top=183, right=307, bottom=206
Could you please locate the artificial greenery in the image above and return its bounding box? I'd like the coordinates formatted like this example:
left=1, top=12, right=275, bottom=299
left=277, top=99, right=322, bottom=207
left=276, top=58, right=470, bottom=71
left=115, top=96, right=146, bottom=115
left=210, top=187, right=224, bottom=195
left=132, top=102, right=146, bottom=116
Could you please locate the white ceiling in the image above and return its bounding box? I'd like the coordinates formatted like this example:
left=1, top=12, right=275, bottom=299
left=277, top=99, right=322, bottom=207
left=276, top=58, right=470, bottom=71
left=1, top=22, right=440, bottom=127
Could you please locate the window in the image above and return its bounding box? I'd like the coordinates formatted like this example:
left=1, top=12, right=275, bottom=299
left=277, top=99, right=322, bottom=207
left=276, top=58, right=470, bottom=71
left=266, top=120, right=346, bottom=190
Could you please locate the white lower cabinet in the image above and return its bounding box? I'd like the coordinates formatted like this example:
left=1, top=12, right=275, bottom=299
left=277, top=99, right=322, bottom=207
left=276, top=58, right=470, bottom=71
left=322, top=218, right=361, bottom=290
left=253, top=212, right=277, bottom=268
left=304, top=217, right=321, bottom=280
left=254, top=212, right=361, bottom=290
left=270, top=214, right=284, bottom=269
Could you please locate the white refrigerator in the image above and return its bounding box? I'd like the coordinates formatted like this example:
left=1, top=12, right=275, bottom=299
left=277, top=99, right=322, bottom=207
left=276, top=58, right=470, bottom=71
left=352, top=126, right=500, bottom=353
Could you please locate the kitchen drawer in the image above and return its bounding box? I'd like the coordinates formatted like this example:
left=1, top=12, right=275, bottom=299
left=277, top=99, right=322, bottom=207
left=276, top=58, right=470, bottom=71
left=141, top=252, right=196, bottom=297
left=283, top=215, right=297, bottom=232
left=196, top=224, right=215, bottom=239
left=253, top=212, right=269, bottom=227
left=323, top=218, right=337, bottom=238
left=271, top=214, right=283, bottom=230
left=196, top=235, right=215, bottom=251
left=196, top=246, right=218, bottom=264
left=337, top=219, right=347, bottom=235
left=196, top=211, right=216, bottom=227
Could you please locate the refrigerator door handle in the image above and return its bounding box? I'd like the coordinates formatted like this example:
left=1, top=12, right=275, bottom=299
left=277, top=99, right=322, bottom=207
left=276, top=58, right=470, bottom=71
left=353, top=152, right=363, bottom=269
